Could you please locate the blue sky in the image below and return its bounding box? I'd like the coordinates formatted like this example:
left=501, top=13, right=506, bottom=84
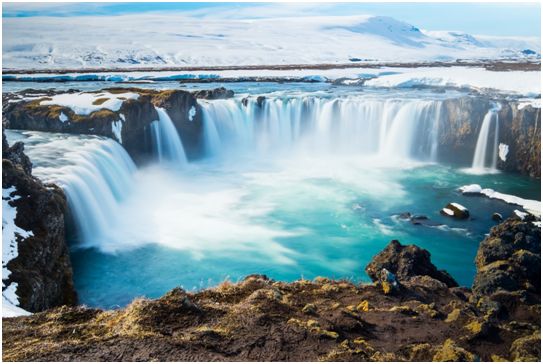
left=3, top=2, right=540, bottom=37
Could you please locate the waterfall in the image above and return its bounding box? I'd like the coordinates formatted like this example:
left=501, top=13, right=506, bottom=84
left=150, top=107, right=187, bottom=165
left=200, top=96, right=442, bottom=161
left=472, top=106, right=500, bottom=171
left=6, top=131, right=137, bottom=247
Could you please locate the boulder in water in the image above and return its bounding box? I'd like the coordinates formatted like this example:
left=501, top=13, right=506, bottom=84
left=440, top=203, right=469, bottom=219
left=492, top=212, right=503, bottom=221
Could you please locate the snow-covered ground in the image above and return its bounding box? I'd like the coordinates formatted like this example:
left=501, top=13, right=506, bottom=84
left=2, top=14, right=540, bottom=69
left=4, top=66, right=541, bottom=96
left=40, top=92, right=139, bottom=115
left=2, top=187, right=32, bottom=317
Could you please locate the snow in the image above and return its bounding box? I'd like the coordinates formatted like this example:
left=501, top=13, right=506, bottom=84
left=40, top=92, right=139, bottom=115
left=514, top=210, right=529, bottom=220
left=517, top=98, right=542, bottom=110
left=2, top=14, right=540, bottom=70
left=364, top=67, right=541, bottom=96
left=3, top=187, right=33, bottom=317
left=441, top=208, right=454, bottom=216
left=188, top=106, right=196, bottom=122
left=5, top=66, right=540, bottom=96
left=459, top=184, right=541, bottom=217
left=59, top=112, right=68, bottom=123
left=498, top=143, right=509, bottom=162
left=450, top=202, right=467, bottom=212
left=112, top=120, right=123, bottom=143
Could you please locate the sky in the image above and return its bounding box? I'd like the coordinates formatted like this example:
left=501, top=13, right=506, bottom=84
left=2, top=2, right=540, bottom=37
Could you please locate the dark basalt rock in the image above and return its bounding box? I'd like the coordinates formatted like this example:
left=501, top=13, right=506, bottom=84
left=492, top=212, right=503, bottom=221
left=2, top=131, right=77, bottom=312
left=192, top=87, right=234, bottom=100
left=437, top=97, right=541, bottom=178
left=366, top=240, right=458, bottom=287
left=472, top=216, right=540, bottom=300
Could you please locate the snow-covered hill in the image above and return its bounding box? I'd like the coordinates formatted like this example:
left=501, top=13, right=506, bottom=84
left=2, top=14, right=540, bottom=69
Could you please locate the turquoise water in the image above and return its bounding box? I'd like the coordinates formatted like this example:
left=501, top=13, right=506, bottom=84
left=69, top=159, right=538, bottom=309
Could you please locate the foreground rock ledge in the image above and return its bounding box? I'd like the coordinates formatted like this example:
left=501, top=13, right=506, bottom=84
left=3, top=218, right=540, bottom=362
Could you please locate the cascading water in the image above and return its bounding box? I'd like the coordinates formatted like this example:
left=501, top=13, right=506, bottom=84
left=149, top=107, right=187, bottom=165
left=200, top=96, right=443, bottom=161
left=4, top=131, right=137, bottom=247
left=471, top=105, right=501, bottom=171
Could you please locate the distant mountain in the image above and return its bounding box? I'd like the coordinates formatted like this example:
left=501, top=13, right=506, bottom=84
left=2, top=14, right=540, bottom=69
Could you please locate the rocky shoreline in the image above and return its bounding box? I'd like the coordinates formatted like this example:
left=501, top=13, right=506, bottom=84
left=2, top=133, right=77, bottom=312
left=2, top=216, right=540, bottom=361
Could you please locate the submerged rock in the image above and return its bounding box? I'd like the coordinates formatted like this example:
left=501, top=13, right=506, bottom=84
left=365, top=240, right=458, bottom=287
left=492, top=212, right=503, bottom=221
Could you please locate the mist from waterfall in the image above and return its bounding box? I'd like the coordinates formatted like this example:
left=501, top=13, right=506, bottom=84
left=200, top=96, right=443, bottom=162
left=471, top=105, right=500, bottom=172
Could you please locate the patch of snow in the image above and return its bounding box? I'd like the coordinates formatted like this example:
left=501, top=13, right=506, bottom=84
left=59, top=112, right=68, bottom=123
left=450, top=202, right=467, bottom=212
left=458, top=184, right=482, bottom=194
left=3, top=187, right=34, bottom=317
left=514, top=209, right=529, bottom=220
left=40, top=92, right=139, bottom=115
left=533, top=221, right=541, bottom=227
left=188, top=106, right=196, bottom=122
left=498, top=143, right=509, bottom=162
left=112, top=120, right=123, bottom=144
left=517, top=98, right=541, bottom=110
left=459, top=184, right=541, bottom=217
left=441, top=207, right=454, bottom=216
left=365, top=67, right=540, bottom=96
left=119, top=113, right=126, bottom=121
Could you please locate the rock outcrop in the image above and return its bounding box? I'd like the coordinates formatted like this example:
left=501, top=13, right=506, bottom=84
left=2, top=132, right=77, bottom=312
left=3, top=88, right=207, bottom=163
left=472, top=216, right=540, bottom=301
left=192, top=87, right=234, bottom=100
left=365, top=240, right=458, bottom=288
left=5, top=221, right=539, bottom=361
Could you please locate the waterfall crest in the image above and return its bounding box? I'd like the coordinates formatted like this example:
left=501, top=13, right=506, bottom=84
left=471, top=106, right=500, bottom=172
left=150, top=107, right=187, bottom=165
left=200, top=96, right=443, bottom=161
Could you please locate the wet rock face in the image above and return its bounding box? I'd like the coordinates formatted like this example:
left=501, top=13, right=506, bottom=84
left=150, top=89, right=203, bottom=159
left=497, top=104, right=541, bottom=178
left=438, top=97, right=541, bottom=177
left=472, top=216, right=540, bottom=300
left=2, top=132, right=77, bottom=312
left=365, top=240, right=458, bottom=287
